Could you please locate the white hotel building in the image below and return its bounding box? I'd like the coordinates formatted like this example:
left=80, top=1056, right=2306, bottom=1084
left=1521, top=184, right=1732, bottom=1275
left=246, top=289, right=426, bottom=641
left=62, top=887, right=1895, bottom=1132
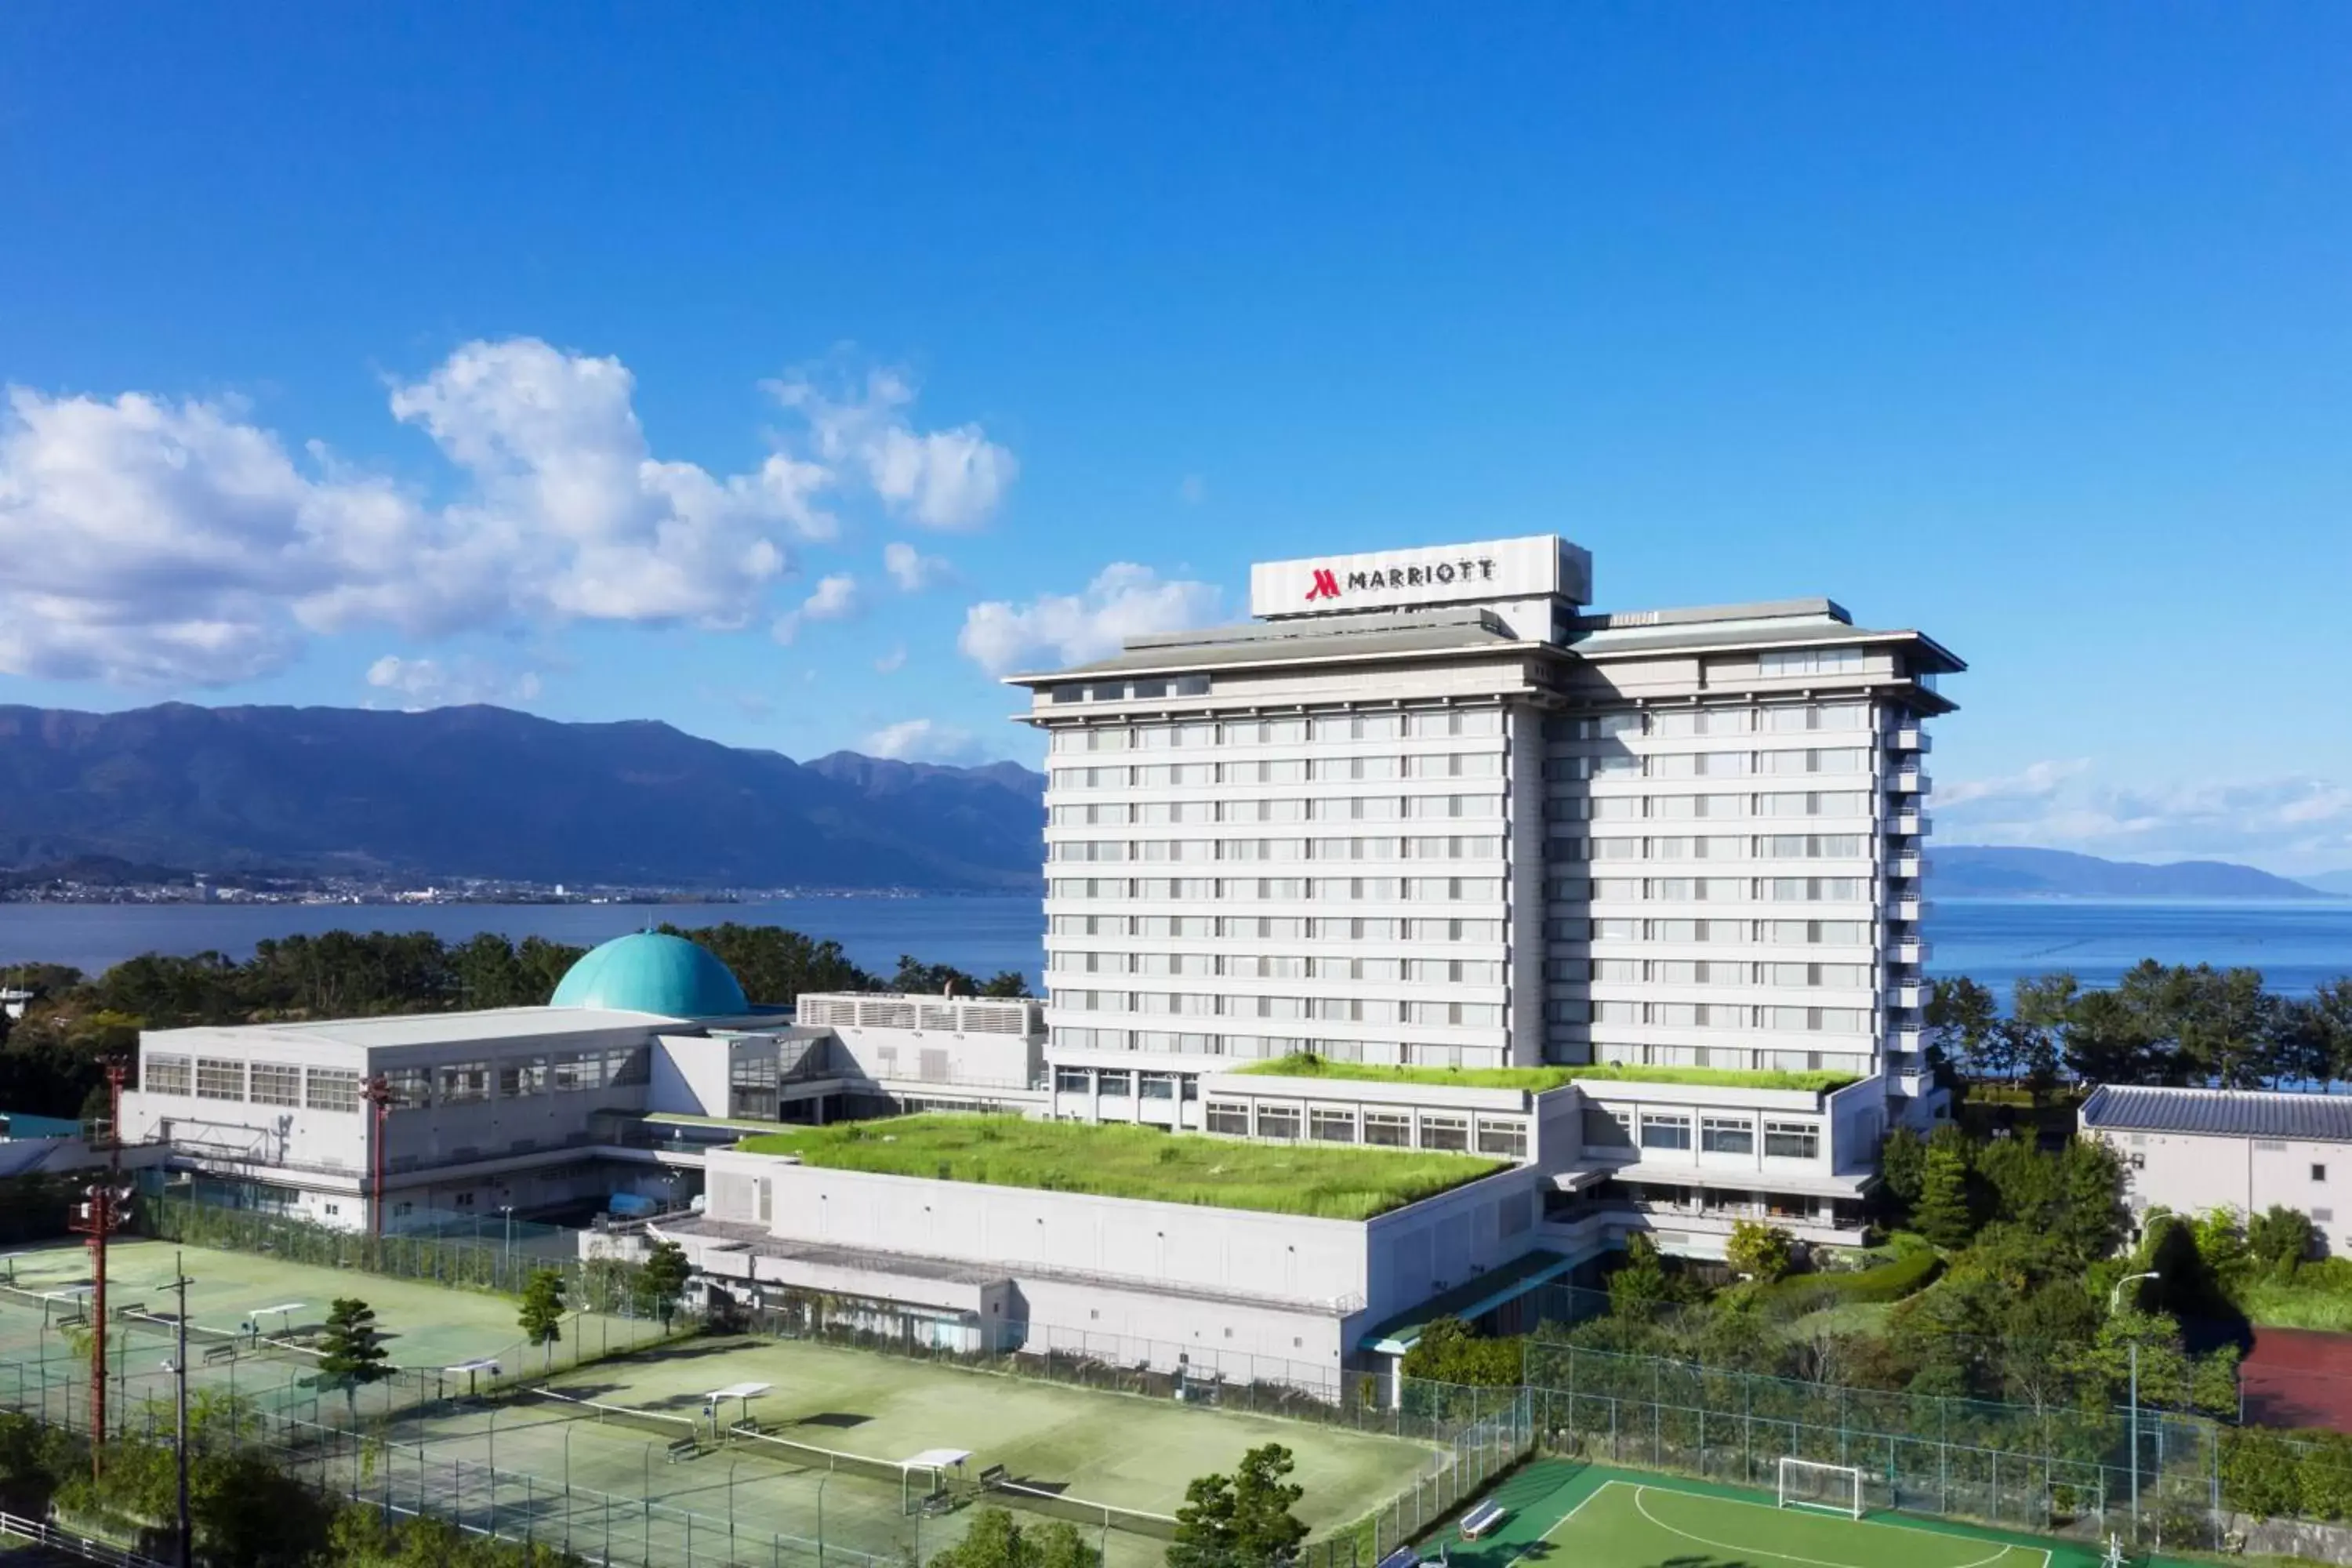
left=1012, top=535, right=1958, bottom=1232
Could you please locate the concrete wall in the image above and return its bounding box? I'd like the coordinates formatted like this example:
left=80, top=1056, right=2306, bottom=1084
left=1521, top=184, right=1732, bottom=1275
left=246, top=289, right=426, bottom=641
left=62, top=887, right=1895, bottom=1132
left=2095, top=1127, right=2352, bottom=1256
left=652, top=1035, right=734, bottom=1117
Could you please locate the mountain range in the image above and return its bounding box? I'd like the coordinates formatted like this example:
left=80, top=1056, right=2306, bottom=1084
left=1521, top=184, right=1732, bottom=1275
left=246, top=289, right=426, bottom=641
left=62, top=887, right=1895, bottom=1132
left=0, top=703, right=1045, bottom=891
left=1933, top=845, right=2340, bottom=901
left=1, top=703, right=2345, bottom=900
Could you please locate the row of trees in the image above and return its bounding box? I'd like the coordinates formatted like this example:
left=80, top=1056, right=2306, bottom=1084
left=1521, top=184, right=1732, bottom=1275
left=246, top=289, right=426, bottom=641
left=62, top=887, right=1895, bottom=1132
left=1930, top=963, right=2352, bottom=1094
left=0, top=1402, right=579, bottom=1567
left=0, top=923, right=1030, bottom=1118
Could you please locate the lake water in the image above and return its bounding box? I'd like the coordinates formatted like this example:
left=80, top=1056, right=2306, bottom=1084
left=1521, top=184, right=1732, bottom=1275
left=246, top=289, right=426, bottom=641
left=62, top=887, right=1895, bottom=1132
left=0, top=895, right=2346, bottom=996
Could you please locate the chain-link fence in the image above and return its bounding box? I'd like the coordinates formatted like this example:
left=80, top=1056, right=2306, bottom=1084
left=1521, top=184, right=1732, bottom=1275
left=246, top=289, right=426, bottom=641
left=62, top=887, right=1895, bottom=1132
left=137, top=1192, right=653, bottom=1309
left=1522, top=1339, right=2349, bottom=1554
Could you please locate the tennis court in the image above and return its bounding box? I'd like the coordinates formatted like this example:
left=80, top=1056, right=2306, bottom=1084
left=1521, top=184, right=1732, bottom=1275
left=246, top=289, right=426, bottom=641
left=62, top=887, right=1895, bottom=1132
left=0, top=1237, right=662, bottom=1423
left=1426, top=1464, right=2117, bottom=1568
left=379, top=1331, right=1441, bottom=1568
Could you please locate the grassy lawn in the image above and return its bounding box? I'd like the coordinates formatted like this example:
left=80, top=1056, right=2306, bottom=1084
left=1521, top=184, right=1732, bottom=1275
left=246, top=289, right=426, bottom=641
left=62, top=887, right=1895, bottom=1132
left=735, top=1114, right=1506, bottom=1219
left=1233, top=1054, right=1857, bottom=1094
left=2238, top=1277, right=2352, bottom=1331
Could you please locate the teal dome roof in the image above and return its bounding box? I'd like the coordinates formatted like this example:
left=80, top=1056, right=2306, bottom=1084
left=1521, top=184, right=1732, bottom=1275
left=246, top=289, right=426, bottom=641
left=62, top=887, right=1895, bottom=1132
left=550, top=932, right=749, bottom=1018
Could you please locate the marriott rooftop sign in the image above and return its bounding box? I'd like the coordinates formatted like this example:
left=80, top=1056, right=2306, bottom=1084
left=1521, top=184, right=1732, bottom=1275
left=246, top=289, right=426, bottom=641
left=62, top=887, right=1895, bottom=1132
left=1249, top=536, right=1593, bottom=620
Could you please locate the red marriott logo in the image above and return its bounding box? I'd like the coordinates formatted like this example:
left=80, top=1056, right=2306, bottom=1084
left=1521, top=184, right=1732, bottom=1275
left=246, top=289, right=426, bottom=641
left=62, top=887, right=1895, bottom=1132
left=1303, top=568, right=1341, bottom=601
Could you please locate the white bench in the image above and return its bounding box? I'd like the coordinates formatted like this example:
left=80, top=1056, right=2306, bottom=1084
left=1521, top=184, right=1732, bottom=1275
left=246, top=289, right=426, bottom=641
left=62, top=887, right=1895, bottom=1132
left=1459, top=1501, right=1507, bottom=1541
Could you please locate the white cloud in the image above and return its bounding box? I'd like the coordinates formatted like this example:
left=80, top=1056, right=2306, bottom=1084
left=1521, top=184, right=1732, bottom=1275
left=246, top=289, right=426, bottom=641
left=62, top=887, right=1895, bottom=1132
left=1940, top=766, right=2352, bottom=875
left=771, top=370, right=1016, bottom=532
left=883, top=540, right=954, bottom=592
left=1937, top=758, right=2091, bottom=808
left=771, top=572, right=865, bottom=644
left=861, top=717, right=982, bottom=764
left=874, top=644, right=908, bottom=674
left=801, top=573, right=864, bottom=621
left=0, top=339, right=1017, bottom=688
left=957, top=563, right=1223, bottom=677
left=364, top=654, right=543, bottom=710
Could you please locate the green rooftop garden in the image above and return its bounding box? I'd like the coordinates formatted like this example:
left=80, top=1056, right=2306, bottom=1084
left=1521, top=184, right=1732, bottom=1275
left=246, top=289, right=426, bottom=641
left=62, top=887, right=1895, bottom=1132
left=734, top=1113, right=1509, bottom=1220
left=1231, top=1054, right=1857, bottom=1095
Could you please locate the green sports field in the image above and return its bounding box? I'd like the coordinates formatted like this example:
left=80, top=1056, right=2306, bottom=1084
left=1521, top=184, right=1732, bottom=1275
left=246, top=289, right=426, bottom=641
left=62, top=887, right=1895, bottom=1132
left=1427, top=1465, right=2114, bottom=1568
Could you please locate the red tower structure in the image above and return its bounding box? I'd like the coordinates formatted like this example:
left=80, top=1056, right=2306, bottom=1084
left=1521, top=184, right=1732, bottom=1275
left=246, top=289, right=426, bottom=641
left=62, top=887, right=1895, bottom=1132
left=67, top=1062, right=132, bottom=1475
left=361, top=1074, right=394, bottom=1238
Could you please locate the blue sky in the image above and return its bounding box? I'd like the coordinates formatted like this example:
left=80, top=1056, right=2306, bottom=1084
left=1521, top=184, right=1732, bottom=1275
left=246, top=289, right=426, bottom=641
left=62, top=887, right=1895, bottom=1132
left=3, top=6, right=2349, bottom=871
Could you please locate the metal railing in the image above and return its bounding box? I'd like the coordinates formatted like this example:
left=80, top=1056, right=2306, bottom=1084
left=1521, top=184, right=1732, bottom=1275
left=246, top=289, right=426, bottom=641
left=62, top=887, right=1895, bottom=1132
left=0, top=1509, right=174, bottom=1568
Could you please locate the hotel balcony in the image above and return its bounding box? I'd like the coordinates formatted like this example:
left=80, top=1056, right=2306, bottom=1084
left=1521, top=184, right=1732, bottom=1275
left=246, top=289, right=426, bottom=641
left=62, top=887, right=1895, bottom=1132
left=1888, top=810, right=1930, bottom=836
left=1891, top=940, right=1931, bottom=965
left=1888, top=728, right=1932, bottom=753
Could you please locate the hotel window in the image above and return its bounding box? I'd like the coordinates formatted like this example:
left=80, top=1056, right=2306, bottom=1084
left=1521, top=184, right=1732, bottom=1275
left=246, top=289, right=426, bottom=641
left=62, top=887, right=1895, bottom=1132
left=383, top=1066, right=431, bottom=1109
left=1204, top=1102, right=1250, bottom=1135
left=144, top=1054, right=191, bottom=1097
left=1640, top=1114, right=1692, bottom=1151
left=549, top=1051, right=601, bottom=1092
left=248, top=1062, right=301, bottom=1108
left=1419, top=1116, right=1471, bottom=1153
left=1476, top=1120, right=1528, bottom=1160
left=1255, top=1105, right=1303, bottom=1140
left=1761, top=648, right=1864, bottom=677
left=1054, top=1067, right=1091, bottom=1094
left=1765, top=1121, right=1821, bottom=1160
left=194, top=1058, right=246, bottom=1102
left=305, top=1067, right=360, bottom=1113
left=1363, top=1111, right=1412, bottom=1148
left=1139, top=1073, right=1176, bottom=1100
left=1591, top=919, right=1639, bottom=940
left=1309, top=1108, right=1356, bottom=1143
left=1701, top=1117, right=1755, bottom=1155
left=1581, top=1108, right=1633, bottom=1149
left=1592, top=1000, right=1641, bottom=1024
left=437, top=1062, right=492, bottom=1104
left=1096, top=1069, right=1133, bottom=1097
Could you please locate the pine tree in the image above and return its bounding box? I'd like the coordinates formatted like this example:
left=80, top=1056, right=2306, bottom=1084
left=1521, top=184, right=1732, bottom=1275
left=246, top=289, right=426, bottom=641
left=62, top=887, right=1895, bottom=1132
left=638, top=1240, right=692, bottom=1331
left=518, top=1269, right=567, bottom=1368
left=316, top=1298, right=391, bottom=1413
left=1913, top=1142, right=1976, bottom=1249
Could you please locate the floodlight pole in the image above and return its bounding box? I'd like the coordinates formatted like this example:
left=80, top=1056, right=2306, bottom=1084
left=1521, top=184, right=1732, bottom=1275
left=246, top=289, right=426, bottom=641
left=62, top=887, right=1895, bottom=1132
left=69, top=1062, right=132, bottom=1479
left=2111, top=1269, right=2159, bottom=1534
left=362, top=1076, right=395, bottom=1238
left=169, top=1252, right=192, bottom=1568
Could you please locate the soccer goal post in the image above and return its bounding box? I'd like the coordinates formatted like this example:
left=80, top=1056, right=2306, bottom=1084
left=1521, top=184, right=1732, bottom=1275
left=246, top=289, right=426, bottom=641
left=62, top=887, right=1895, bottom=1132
left=1777, top=1457, right=1864, bottom=1519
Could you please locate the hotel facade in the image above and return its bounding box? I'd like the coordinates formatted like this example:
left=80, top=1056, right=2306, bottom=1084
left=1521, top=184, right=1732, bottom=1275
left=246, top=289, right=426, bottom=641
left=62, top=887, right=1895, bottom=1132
left=1010, top=535, right=1960, bottom=1248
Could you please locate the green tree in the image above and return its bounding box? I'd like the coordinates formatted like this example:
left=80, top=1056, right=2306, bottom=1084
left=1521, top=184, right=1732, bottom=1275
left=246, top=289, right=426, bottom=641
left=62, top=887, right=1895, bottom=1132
left=1913, top=1139, right=1976, bottom=1249
left=2248, top=1204, right=2318, bottom=1268
left=637, top=1240, right=693, bottom=1330
left=1168, top=1444, right=1308, bottom=1568
left=1398, top=1317, right=1522, bottom=1386
left=519, top=1269, right=568, bottom=1368
left=979, top=971, right=1034, bottom=998
left=1724, top=1220, right=1795, bottom=1282
left=1926, top=976, right=1999, bottom=1076
left=2053, top=1138, right=2130, bottom=1265
left=929, top=1507, right=1098, bottom=1568
left=1605, top=1233, right=1679, bottom=1320
left=1878, top=1126, right=1926, bottom=1219
left=315, top=1298, right=392, bottom=1414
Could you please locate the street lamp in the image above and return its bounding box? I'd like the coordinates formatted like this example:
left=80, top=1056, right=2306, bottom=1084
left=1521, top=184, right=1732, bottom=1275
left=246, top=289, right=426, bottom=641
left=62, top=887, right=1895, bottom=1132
left=499, top=1206, right=516, bottom=1283
left=2110, top=1269, right=2160, bottom=1535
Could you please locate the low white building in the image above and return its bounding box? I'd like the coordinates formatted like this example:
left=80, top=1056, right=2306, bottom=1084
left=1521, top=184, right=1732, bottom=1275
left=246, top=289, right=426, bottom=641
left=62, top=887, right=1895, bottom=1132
left=2082, top=1084, right=2352, bottom=1255
left=116, top=934, right=1052, bottom=1231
